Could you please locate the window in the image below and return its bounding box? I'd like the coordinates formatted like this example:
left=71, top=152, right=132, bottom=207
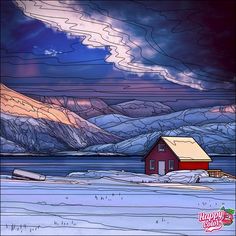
left=169, top=160, right=174, bottom=170
left=149, top=160, right=155, bottom=170
left=158, top=144, right=165, bottom=152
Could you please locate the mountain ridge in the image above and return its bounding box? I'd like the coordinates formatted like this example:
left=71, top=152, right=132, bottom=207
left=0, top=84, right=120, bottom=153
left=111, top=100, right=173, bottom=118
left=33, top=95, right=120, bottom=119
left=89, top=104, right=235, bottom=138
left=32, top=95, right=173, bottom=119
left=85, top=122, right=235, bottom=155
left=1, top=84, right=235, bottom=154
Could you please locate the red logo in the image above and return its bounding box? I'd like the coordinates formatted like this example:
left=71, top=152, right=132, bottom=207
left=198, top=207, right=234, bottom=232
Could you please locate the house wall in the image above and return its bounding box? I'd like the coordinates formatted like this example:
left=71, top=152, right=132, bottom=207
left=179, top=162, right=209, bottom=170
left=145, top=139, right=179, bottom=175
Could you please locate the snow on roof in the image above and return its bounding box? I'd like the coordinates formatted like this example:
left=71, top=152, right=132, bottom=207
left=161, top=136, right=212, bottom=162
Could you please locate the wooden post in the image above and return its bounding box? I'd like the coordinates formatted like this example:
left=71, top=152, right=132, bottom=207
left=207, top=169, right=236, bottom=179
left=207, top=169, right=222, bottom=178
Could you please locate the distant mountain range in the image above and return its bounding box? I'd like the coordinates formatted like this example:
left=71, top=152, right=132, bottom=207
left=85, top=122, right=235, bottom=155
left=34, top=96, right=120, bottom=119
left=111, top=100, right=172, bottom=117
left=0, top=84, right=235, bottom=155
left=0, top=84, right=119, bottom=153
left=33, top=96, right=173, bottom=119
left=88, top=105, right=235, bottom=138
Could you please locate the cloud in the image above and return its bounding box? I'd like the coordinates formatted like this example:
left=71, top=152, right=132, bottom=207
left=44, top=49, right=61, bottom=56
left=14, top=0, right=234, bottom=90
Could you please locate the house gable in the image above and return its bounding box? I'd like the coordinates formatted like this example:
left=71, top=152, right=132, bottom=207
left=144, top=138, right=179, bottom=175
left=143, top=136, right=211, bottom=162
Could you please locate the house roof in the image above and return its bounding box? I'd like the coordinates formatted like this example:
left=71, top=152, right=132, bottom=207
left=161, top=136, right=211, bottom=162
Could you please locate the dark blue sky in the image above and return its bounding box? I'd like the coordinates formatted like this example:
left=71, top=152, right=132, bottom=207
left=1, top=0, right=235, bottom=107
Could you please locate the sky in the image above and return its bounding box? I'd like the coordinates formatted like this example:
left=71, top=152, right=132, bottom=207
left=1, top=0, right=235, bottom=108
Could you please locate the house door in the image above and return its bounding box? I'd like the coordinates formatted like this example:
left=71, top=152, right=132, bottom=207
left=158, top=161, right=165, bottom=175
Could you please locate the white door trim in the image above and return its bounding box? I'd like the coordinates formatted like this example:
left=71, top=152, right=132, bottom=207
left=158, top=161, right=165, bottom=175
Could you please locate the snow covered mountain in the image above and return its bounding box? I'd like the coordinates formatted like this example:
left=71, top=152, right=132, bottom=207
left=33, top=97, right=173, bottom=119
left=111, top=100, right=173, bottom=118
left=89, top=105, right=235, bottom=138
left=85, top=122, right=235, bottom=155
left=1, top=84, right=235, bottom=155
left=0, top=84, right=119, bottom=153
left=34, top=96, right=120, bottom=119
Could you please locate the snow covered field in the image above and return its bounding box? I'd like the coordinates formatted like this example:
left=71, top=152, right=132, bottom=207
left=1, top=171, right=235, bottom=235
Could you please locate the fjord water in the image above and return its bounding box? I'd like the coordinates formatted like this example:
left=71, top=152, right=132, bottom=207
left=0, top=155, right=235, bottom=177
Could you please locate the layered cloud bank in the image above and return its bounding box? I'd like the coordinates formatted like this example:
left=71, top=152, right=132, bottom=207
left=15, top=0, right=234, bottom=90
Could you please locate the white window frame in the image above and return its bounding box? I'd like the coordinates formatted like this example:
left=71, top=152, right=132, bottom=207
left=158, top=143, right=165, bottom=152
left=149, top=160, right=155, bottom=170
left=169, top=160, right=174, bottom=170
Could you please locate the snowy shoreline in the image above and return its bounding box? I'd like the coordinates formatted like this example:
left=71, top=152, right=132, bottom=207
left=1, top=170, right=235, bottom=235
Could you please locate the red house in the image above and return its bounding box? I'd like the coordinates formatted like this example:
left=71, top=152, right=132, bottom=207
left=144, top=136, right=212, bottom=175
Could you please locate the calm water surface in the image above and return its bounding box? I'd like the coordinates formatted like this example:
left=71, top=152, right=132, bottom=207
left=0, top=155, right=235, bottom=177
